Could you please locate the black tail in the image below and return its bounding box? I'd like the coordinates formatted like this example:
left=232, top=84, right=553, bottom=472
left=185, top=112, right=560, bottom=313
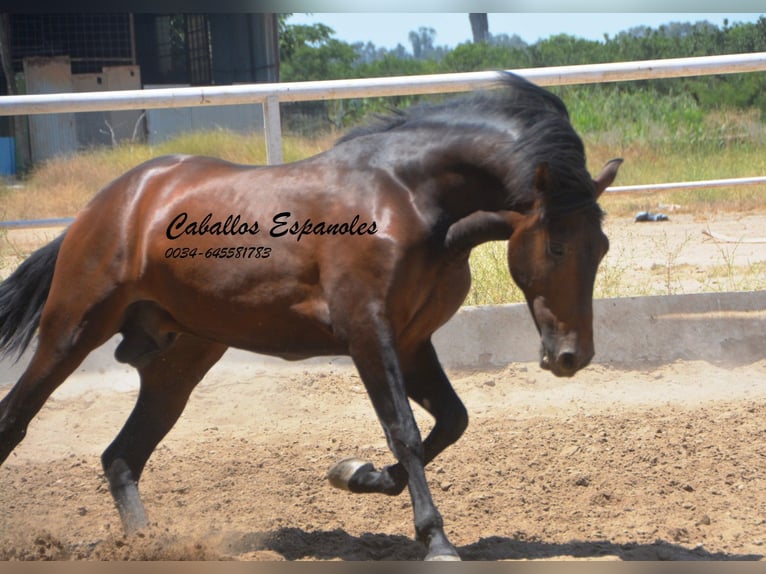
left=0, top=233, right=66, bottom=360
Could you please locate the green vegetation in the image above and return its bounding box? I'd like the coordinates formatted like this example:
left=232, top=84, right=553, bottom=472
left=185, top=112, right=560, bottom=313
left=278, top=15, right=766, bottom=130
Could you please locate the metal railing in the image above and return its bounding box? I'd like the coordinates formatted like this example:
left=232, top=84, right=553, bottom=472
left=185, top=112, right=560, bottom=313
left=2, top=51, right=766, bottom=165
left=0, top=52, right=765, bottom=193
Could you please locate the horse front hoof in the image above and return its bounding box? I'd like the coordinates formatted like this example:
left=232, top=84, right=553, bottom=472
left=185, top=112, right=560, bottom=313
left=327, top=457, right=374, bottom=491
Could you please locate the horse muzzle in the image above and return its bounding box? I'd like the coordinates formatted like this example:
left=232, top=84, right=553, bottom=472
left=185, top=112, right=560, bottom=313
left=539, top=340, right=593, bottom=377
left=533, top=297, right=594, bottom=378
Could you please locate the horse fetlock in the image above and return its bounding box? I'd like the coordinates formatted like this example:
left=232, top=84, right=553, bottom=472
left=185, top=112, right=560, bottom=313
left=444, top=404, right=469, bottom=444
left=327, top=457, right=374, bottom=491
left=381, top=463, right=408, bottom=495
left=104, top=457, right=136, bottom=488
left=327, top=458, right=406, bottom=495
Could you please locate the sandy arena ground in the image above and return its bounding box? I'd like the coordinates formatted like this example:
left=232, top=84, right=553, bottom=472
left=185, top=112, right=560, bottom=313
left=0, top=210, right=765, bottom=561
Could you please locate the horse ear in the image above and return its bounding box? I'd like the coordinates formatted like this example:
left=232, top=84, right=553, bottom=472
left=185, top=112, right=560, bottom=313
left=445, top=210, right=525, bottom=252
left=533, top=163, right=556, bottom=220
left=593, top=158, right=623, bottom=199
left=534, top=162, right=552, bottom=196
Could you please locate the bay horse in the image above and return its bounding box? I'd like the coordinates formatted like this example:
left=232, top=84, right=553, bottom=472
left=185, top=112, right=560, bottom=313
left=0, top=72, right=621, bottom=561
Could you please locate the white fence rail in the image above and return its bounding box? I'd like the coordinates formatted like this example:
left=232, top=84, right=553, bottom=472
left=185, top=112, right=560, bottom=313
left=1, top=51, right=765, bottom=174
left=609, top=176, right=766, bottom=194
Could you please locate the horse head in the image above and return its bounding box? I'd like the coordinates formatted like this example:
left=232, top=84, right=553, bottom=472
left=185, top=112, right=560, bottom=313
left=506, top=158, right=622, bottom=376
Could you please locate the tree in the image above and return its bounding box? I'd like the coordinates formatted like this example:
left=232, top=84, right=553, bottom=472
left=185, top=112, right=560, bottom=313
left=531, top=34, right=605, bottom=67
left=442, top=42, right=523, bottom=73
left=490, top=33, right=527, bottom=50
left=279, top=23, right=358, bottom=81
left=409, top=27, right=437, bottom=59
left=469, top=13, right=490, bottom=44
left=278, top=19, right=361, bottom=130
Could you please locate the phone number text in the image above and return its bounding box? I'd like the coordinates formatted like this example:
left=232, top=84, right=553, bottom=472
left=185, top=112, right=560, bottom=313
left=164, top=246, right=272, bottom=260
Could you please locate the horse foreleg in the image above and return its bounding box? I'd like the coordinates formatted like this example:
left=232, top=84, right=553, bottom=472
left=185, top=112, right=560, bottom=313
left=101, top=334, right=227, bottom=535
left=344, top=319, right=459, bottom=561
left=329, top=340, right=467, bottom=495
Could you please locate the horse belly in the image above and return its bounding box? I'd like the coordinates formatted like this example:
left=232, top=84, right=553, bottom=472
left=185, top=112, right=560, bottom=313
left=163, top=293, right=344, bottom=358
left=143, top=251, right=346, bottom=358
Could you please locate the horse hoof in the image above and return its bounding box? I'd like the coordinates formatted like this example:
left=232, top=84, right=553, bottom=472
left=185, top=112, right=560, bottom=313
left=425, top=552, right=462, bottom=561
left=327, top=457, right=374, bottom=491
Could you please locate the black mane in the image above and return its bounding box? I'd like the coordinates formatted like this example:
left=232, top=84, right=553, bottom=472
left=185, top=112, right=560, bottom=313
left=337, top=72, right=597, bottom=215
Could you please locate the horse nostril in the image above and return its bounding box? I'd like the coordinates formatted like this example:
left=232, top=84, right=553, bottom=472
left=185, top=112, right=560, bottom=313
left=557, top=351, right=577, bottom=373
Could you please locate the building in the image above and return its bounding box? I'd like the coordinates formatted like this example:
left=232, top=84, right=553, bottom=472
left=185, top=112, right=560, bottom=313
left=0, top=13, right=280, bottom=172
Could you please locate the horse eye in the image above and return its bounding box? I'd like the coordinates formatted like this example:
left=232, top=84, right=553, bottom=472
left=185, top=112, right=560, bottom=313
left=548, top=240, right=566, bottom=258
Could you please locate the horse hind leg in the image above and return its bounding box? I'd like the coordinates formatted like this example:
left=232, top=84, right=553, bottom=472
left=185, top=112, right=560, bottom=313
left=0, top=290, right=129, bottom=465
left=102, top=333, right=227, bottom=534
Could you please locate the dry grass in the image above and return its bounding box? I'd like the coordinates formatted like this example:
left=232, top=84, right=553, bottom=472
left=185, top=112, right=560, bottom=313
left=588, top=142, right=766, bottom=218
left=465, top=242, right=524, bottom=305
left=2, top=127, right=765, bottom=221
left=0, top=130, right=336, bottom=220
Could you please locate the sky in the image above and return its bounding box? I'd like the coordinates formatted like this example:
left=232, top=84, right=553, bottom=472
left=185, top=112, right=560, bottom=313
left=287, top=13, right=765, bottom=50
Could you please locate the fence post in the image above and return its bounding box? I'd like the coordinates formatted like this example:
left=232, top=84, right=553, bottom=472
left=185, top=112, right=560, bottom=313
left=263, top=95, right=283, bottom=165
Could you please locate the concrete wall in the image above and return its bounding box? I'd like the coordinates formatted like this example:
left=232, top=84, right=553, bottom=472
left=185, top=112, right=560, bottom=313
left=2, top=291, right=764, bottom=394
left=433, top=291, right=766, bottom=369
